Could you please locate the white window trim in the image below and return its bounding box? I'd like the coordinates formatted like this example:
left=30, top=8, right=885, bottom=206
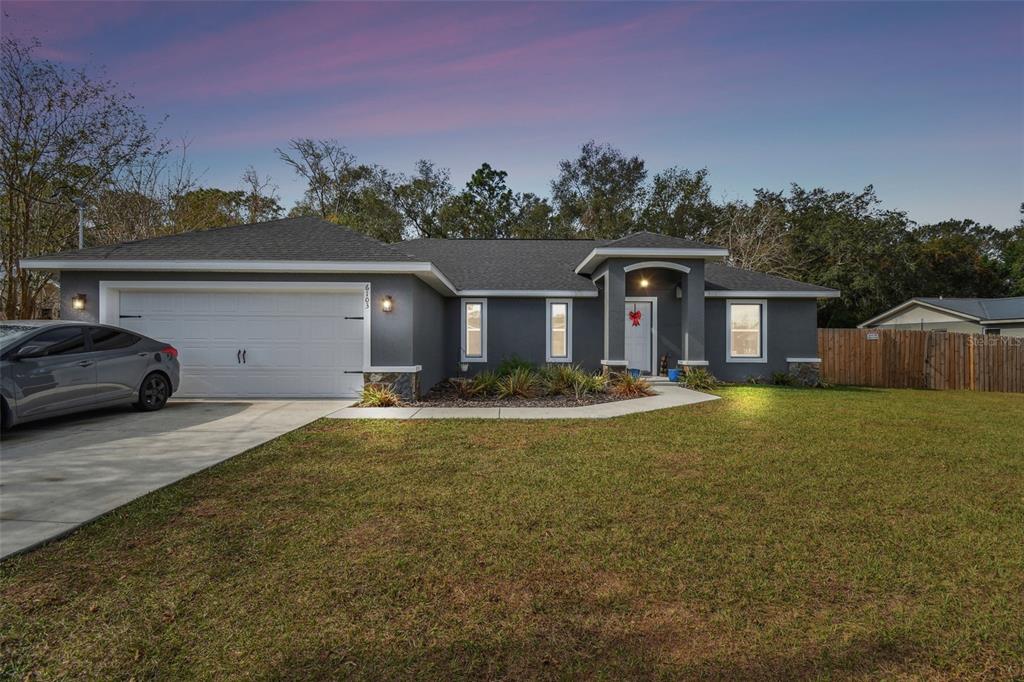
left=726, top=298, right=767, bottom=363
left=545, top=298, right=573, bottom=363
left=460, top=298, right=487, bottom=363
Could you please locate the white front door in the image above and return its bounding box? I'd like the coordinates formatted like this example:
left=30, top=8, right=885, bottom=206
left=117, top=289, right=365, bottom=398
left=624, top=300, right=654, bottom=374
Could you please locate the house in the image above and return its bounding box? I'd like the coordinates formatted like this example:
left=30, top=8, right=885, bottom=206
left=21, top=217, right=839, bottom=399
left=859, top=297, right=1024, bottom=337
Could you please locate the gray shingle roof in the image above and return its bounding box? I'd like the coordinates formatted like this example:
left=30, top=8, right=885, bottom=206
left=704, top=263, right=838, bottom=294
left=401, top=239, right=599, bottom=291
left=604, top=231, right=723, bottom=250
left=31, top=217, right=834, bottom=296
left=39, top=216, right=416, bottom=262
left=915, top=297, right=1024, bottom=321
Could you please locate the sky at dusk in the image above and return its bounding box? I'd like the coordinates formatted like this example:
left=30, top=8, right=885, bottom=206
left=3, top=1, right=1022, bottom=227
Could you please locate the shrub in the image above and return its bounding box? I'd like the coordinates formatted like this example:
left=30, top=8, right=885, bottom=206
left=497, top=367, right=539, bottom=399
left=680, top=367, right=718, bottom=391
left=471, top=370, right=500, bottom=397
left=449, top=378, right=477, bottom=400
left=570, top=371, right=607, bottom=400
left=771, top=371, right=796, bottom=386
left=609, top=372, right=654, bottom=398
left=358, top=383, right=402, bottom=407
left=541, top=364, right=582, bottom=396
left=496, top=355, right=535, bottom=377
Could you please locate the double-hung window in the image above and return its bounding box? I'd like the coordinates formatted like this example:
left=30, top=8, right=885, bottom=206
left=545, top=299, right=572, bottom=363
left=727, top=299, right=766, bottom=362
left=461, top=299, right=487, bottom=363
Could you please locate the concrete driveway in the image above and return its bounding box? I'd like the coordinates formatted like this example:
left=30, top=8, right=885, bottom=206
left=0, top=398, right=351, bottom=559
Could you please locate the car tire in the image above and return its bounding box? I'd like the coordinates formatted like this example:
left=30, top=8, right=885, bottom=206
left=135, top=372, right=171, bottom=412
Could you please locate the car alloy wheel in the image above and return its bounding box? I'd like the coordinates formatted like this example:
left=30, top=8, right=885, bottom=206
left=140, top=374, right=170, bottom=411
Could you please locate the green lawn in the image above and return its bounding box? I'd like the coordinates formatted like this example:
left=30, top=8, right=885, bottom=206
left=2, top=387, right=1022, bottom=679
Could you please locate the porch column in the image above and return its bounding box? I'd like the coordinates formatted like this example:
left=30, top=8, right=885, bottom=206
left=600, top=262, right=627, bottom=372
left=680, top=261, right=707, bottom=367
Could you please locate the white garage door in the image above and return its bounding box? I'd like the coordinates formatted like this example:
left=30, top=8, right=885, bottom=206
left=117, top=289, right=365, bottom=398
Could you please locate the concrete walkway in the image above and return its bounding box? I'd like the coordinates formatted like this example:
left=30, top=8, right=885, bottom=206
left=326, top=384, right=717, bottom=420
left=0, top=399, right=351, bottom=559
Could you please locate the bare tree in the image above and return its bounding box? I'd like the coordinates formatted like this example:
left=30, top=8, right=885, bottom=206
left=1, top=36, right=160, bottom=318
left=239, top=166, right=282, bottom=224
left=712, top=200, right=805, bottom=276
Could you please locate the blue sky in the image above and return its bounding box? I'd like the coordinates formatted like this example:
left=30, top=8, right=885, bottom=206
left=4, top=1, right=1022, bottom=227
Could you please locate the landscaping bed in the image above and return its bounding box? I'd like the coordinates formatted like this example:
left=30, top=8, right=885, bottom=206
left=357, top=361, right=655, bottom=407
left=410, top=381, right=630, bottom=407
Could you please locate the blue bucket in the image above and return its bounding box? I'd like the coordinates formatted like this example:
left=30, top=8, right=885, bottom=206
left=667, top=368, right=680, bottom=382
left=629, top=368, right=641, bottom=379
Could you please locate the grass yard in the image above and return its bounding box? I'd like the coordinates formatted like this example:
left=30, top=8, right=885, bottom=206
left=2, top=387, right=1022, bottom=679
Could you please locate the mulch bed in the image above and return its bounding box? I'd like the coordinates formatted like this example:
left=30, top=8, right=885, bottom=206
left=406, top=384, right=638, bottom=408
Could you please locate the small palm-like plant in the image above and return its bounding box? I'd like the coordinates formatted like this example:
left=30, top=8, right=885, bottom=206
left=358, top=383, right=403, bottom=407
left=569, top=369, right=607, bottom=400
left=471, top=370, right=500, bottom=397
left=609, top=372, right=654, bottom=398
left=541, top=364, right=580, bottom=396
left=680, top=368, right=718, bottom=391
left=497, top=367, right=539, bottom=399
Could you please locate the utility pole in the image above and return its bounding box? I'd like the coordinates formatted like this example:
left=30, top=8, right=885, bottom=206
left=72, top=198, right=86, bottom=249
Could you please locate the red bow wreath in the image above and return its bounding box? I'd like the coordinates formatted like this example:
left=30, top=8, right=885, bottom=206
left=628, top=309, right=642, bottom=327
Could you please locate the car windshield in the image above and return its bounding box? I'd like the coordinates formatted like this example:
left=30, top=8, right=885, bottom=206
left=0, top=324, right=39, bottom=349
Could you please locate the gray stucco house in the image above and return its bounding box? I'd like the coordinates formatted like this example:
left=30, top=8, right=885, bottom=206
left=860, top=296, right=1024, bottom=337
left=22, top=217, right=839, bottom=398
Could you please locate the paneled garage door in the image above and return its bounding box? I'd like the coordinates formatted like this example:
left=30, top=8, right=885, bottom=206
left=117, top=289, right=365, bottom=397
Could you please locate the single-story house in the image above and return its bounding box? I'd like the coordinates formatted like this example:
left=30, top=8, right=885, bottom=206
left=859, top=297, right=1024, bottom=337
left=21, top=217, right=839, bottom=398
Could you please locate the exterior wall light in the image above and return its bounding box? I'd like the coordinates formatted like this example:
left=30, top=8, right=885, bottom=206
left=381, top=295, right=394, bottom=313
left=71, top=294, right=87, bottom=310
left=639, top=277, right=649, bottom=288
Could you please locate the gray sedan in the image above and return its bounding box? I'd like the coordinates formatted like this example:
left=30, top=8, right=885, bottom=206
left=0, top=320, right=181, bottom=429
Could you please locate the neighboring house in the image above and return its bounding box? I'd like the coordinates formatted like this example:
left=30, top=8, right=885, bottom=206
left=21, top=217, right=838, bottom=399
left=859, top=297, right=1024, bottom=337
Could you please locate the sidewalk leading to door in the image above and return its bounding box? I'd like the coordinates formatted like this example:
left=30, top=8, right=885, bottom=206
left=326, top=384, right=717, bottom=420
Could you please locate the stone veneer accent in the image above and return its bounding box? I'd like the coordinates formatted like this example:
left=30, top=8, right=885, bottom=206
left=788, top=361, right=822, bottom=387
left=363, top=371, right=421, bottom=400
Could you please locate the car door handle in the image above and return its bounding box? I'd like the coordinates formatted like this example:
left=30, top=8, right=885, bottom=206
left=77, top=360, right=94, bottom=367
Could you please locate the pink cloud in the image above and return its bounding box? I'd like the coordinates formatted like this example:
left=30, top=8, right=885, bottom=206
left=2, top=1, right=141, bottom=60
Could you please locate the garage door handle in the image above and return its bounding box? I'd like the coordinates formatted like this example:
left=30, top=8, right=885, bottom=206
left=77, top=360, right=94, bottom=367
left=237, top=349, right=242, bottom=364
left=242, top=349, right=247, bottom=364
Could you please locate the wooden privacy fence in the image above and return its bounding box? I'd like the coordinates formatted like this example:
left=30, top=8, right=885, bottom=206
left=818, top=328, right=1024, bottom=393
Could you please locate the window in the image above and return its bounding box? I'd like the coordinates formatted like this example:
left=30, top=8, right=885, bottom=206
left=727, top=300, right=766, bottom=362
left=546, top=299, right=573, bottom=363
left=89, top=327, right=139, bottom=350
left=461, top=299, right=487, bottom=362
left=22, top=326, right=87, bottom=357
left=984, top=328, right=1001, bottom=336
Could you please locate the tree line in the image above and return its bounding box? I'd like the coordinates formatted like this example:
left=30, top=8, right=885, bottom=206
left=3, top=36, right=1022, bottom=326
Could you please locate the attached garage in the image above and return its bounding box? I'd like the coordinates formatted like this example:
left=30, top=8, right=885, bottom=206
left=102, top=282, right=369, bottom=398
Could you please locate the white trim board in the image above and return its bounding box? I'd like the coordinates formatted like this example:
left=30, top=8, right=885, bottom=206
left=575, top=247, right=729, bottom=275
left=365, top=365, right=422, bottom=373
left=460, top=297, right=488, bottom=363
left=622, top=261, right=691, bottom=274
left=726, top=298, right=768, bottom=364
left=786, top=357, right=821, bottom=363
left=99, top=280, right=374, bottom=373
left=545, top=298, right=573, bottom=363
left=625, top=296, right=658, bottom=374
left=458, top=289, right=597, bottom=298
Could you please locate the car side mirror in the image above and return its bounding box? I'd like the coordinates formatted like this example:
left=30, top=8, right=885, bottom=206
left=13, top=345, right=46, bottom=360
